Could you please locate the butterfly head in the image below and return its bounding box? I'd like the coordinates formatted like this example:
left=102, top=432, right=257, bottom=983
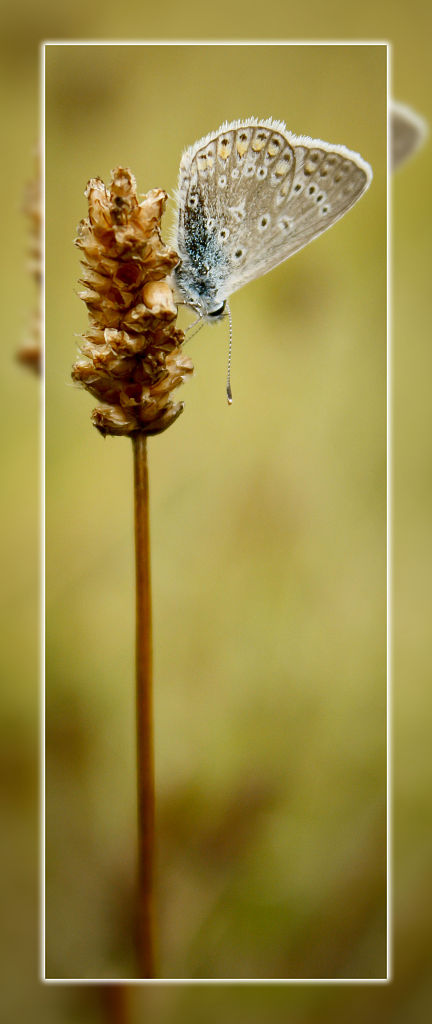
left=173, top=260, right=228, bottom=322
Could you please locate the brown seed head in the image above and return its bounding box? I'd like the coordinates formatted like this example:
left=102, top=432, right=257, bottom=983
left=72, top=167, right=193, bottom=436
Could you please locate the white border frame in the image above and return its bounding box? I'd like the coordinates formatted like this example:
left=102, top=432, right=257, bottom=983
left=40, top=36, right=47, bottom=987
left=41, top=39, right=390, bottom=986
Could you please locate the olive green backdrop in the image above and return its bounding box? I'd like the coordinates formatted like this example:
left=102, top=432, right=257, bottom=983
left=44, top=42, right=386, bottom=981
left=0, top=0, right=430, bottom=1020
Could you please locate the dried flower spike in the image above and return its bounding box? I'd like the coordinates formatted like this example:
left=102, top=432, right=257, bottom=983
left=72, top=167, right=193, bottom=436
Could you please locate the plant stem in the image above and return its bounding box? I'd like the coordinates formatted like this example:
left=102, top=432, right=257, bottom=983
left=100, top=985, right=131, bottom=1024
left=132, top=433, right=155, bottom=978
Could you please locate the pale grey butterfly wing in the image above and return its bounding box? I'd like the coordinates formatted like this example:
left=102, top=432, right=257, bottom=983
left=390, top=101, right=427, bottom=171
left=174, top=118, right=372, bottom=318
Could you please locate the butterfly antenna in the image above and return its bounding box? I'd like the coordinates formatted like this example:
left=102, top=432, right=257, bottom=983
left=226, top=303, right=233, bottom=405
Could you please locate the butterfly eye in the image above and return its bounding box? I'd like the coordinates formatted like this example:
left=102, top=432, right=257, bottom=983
left=208, top=302, right=226, bottom=318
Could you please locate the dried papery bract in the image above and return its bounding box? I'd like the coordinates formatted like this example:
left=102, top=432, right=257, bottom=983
left=73, top=168, right=193, bottom=978
left=72, top=167, right=193, bottom=435
left=17, top=152, right=42, bottom=373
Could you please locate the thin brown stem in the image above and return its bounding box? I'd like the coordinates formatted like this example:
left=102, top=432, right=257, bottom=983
left=99, top=985, right=131, bottom=1024
left=132, top=433, right=156, bottom=978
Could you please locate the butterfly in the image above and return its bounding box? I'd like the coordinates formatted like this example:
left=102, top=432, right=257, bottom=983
left=172, top=118, right=372, bottom=401
left=173, top=117, right=372, bottom=322
left=390, top=101, right=427, bottom=172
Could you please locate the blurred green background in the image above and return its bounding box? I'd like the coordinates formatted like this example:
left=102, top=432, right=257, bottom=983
left=0, top=0, right=430, bottom=1020
left=45, top=42, right=386, bottom=981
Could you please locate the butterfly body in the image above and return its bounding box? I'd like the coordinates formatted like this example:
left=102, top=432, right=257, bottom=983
left=173, top=117, right=372, bottom=320
left=174, top=194, right=230, bottom=316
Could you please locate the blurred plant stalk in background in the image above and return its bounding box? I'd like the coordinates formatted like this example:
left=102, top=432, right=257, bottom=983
left=17, top=149, right=42, bottom=373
